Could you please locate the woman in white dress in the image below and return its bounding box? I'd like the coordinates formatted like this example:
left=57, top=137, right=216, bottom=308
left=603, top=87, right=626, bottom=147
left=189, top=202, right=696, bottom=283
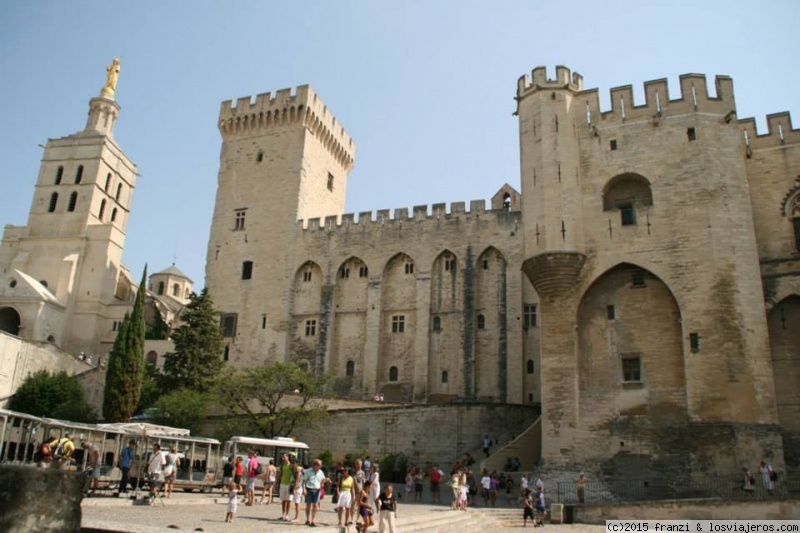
left=369, top=464, right=380, bottom=504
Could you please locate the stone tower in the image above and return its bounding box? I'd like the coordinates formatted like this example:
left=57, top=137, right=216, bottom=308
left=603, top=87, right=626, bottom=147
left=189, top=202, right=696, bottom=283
left=516, top=66, right=781, bottom=472
left=205, top=86, right=355, bottom=366
left=0, top=61, right=137, bottom=356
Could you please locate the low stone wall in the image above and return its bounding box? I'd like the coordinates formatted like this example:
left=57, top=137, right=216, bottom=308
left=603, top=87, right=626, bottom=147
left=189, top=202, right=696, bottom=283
left=573, top=498, right=800, bottom=523
left=0, top=464, right=84, bottom=532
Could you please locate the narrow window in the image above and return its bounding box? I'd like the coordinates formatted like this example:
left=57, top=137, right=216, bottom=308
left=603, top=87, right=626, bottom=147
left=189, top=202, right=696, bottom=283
left=528, top=393, right=534, bottom=403
left=441, top=371, right=449, bottom=383
left=256, top=151, right=263, bottom=162
left=305, top=319, right=317, bottom=336
left=75, top=165, right=83, bottom=184
left=115, top=183, right=122, bottom=201
left=620, top=204, right=635, bottom=226
left=689, top=332, right=700, bottom=353
left=523, top=304, right=537, bottom=328
left=48, top=192, right=59, bottom=212
left=172, top=283, right=180, bottom=296
left=98, top=199, right=106, bottom=220
left=346, top=360, right=355, bottom=376
left=432, top=316, right=441, bottom=331
left=793, top=218, right=800, bottom=252
left=610, top=139, right=618, bottom=151
left=221, top=313, right=238, bottom=337
left=607, top=305, right=616, bottom=320
left=444, top=258, right=456, bottom=272
left=687, top=127, right=697, bottom=141
left=359, top=266, right=369, bottom=278
left=110, top=208, right=117, bottom=222
left=104, top=173, right=111, bottom=191
left=242, top=260, right=253, bottom=280
left=303, top=271, right=312, bottom=282
left=340, top=267, right=350, bottom=279
left=157, top=281, right=165, bottom=295
left=631, top=270, right=646, bottom=287
left=261, top=314, right=267, bottom=329
left=389, top=366, right=399, bottom=382
left=527, top=360, right=534, bottom=374
left=327, top=172, right=334, bottom=192
left=482, top=259, right=489, bottom=270
left=146, top=351, right=158, bottom=366
left=223, top=346, right=230, bottom=361
left=234, top=209, right=246, bottom=231
left=392, top=315, right=405, bottom=333
left=477, top=314, right=485, bottom=330
left=503, top=193, right=512, bottom=210
left=405, top=263, right=414, bottom=275
left=68, top=192, right=78, bottom=212
left=55, top=166, right=64, bottom=185
left=621, top=355, right=641, bottom=382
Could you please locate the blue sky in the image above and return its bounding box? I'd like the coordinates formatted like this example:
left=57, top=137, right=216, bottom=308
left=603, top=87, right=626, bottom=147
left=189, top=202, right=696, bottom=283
left=1, top=1, right=798, bottom=288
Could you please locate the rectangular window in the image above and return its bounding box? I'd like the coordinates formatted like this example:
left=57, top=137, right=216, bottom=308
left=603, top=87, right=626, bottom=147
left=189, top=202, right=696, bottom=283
left=241, top=260, right=253, bottom=280
left=303, top=271, right=312, bottom=282
left=444, top=258, right=456, bottom=272
left=261, top=314, right=267, bottom=329
left=482, top=259, right=489, bottom=270
left=220, top=313, right=238, bottom=338
left=793, top=218, right=800, bottom=252
left=523, top=304, right=537, bottom=328
left=607, top=305, right=616, bottom=320
left=392, top=315, right=405, bottom=333
left=620, top=204, right=635, bottom=226
left=359, top=266, right=369, bottom=278
left=610, top=139, right=618, bottom=151
left=305, top=319, right=317, bottom=336
left=234, top=209, right=246, bottom=231
left=631, top=269, right=646, bottom=287
left=621, top=355, right=641, bottom=382
left=340, top=268, right=350, bottom=279
left=687, top=127, right=697, bottom=141
left=405, top=263, right=414, bottom=275
left=327, top=172, right=334, bottom=192
left=689, top=332, right=700, bottom=353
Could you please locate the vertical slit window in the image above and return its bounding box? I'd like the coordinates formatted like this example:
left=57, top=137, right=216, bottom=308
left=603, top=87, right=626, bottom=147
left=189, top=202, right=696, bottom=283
left=98, top=199, right=106, bottom=220
left=55, top=166, right=64, bottom=185
left=242, top=260, right=253, bottom=280
left=67, top=192, right=78, bottom=212
left=75, top=165, right=83, bottom=184
left=48, top=192, right=59, bottom=212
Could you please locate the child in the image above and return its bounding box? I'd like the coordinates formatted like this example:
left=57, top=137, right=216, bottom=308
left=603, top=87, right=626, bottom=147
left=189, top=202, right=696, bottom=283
left=225, top=481, right=238, bottom=523
left=357, top=480, right=374, bottom=533
left=523, top=489, right=534, bottom=526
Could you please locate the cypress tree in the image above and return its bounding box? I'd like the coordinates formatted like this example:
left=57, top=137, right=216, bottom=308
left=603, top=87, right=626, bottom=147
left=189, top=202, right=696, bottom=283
left=103, top=266, right=147, bottom=421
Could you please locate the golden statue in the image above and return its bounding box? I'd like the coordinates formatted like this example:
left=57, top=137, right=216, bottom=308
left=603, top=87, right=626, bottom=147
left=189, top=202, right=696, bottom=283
left=101, top=57, right=120, bottom=97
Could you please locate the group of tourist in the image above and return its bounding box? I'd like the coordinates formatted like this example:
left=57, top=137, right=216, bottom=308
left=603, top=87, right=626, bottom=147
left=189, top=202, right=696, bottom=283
left=223, top=452, right=397, bottom=532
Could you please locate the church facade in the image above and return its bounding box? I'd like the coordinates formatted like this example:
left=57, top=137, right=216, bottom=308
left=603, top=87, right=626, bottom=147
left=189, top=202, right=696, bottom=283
left=205, top=66, right=800, bottom=472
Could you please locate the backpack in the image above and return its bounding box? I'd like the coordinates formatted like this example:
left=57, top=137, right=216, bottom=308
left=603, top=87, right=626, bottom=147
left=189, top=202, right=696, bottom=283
left=256, top=463, right=264, bottom=476
left=52, top=438, right=67, bottom=459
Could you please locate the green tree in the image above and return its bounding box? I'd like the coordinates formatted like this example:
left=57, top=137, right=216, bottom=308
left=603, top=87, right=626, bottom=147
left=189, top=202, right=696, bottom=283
left=145, top=305, right=169, bottom=340
left=8, top=370, right=97, bottom=422
left=215, top=362, right=331, bottom=438
left=103, top=266, right=147, bottom=421
left=151, top=389, right=211, bottom=435
left=161, top=288, right=224, bottom=392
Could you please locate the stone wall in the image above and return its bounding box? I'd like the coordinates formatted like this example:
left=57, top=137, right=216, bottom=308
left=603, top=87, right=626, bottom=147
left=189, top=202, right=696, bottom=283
left=0, top=464, right=83, bottom=532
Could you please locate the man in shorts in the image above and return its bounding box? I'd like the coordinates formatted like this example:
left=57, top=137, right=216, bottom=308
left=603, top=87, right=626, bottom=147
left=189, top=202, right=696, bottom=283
left=278, top=453, right=295, bottom=521
left=82, top=441, right=101, bottom=496
left=303, top=459, right=328, bottom=526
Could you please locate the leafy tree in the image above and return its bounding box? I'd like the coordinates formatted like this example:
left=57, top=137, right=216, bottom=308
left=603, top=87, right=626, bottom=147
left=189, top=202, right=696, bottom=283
left=151, top=389, right=211, bottom=435
left=161, top=288, right=224, bottom=393
left=103, top=266, right=147, bottom=421
left=135, top=363, right=163, bottom=414
left=215, top=362, right=331, bottom=438
left=145, top=304, right=169, bottom=340
left=8, top=370, right=97, bottom=422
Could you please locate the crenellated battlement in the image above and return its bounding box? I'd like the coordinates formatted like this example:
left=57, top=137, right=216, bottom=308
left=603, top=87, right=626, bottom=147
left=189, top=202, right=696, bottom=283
left=218, top=85, right=356, bottom=170
left=738, top=111, right=799, bottom=150
left=518, top=66, right=736, bottom=125
left=296, top=199, right=520, bottom=233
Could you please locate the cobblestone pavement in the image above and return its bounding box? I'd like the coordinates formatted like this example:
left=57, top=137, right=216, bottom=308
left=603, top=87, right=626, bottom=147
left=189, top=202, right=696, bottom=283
left=81, top=490, right=606, bottom=533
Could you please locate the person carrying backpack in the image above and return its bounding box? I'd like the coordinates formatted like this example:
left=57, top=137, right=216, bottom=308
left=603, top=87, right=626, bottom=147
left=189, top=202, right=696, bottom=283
left=48, top=433, right=75, bottom=470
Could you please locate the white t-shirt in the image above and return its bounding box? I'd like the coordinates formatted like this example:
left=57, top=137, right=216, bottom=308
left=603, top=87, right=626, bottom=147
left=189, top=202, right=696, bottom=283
left=147, top=451, right=165, bottom=475
left=481, top=476, right=491, bottom=490
left=520, top=476, right=529, bottom=490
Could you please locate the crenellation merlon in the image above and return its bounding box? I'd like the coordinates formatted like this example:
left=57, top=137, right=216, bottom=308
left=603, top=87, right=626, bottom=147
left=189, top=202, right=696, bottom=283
left=218, top=84, right=356, bottom=170
left=296, top=199, right=517, bottom=232
left=517, top=65, right=584, bottom=97
left=739, top=111, right=799, bottom=150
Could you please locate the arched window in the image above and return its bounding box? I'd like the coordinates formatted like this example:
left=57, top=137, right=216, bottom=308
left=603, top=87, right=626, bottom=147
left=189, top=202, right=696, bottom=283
left=55, top=166, right=64, bottom=185
left=602, top=173, right=653, bottom=227
left=432, top=316, right=441, bottom=331
left=223, top=345, right=230, bottom=361
left=503, top=193, right=512, bottom=209
left=389, top=366, right=399, bottom=382
left=48, top=192, right=58, bottom=212
left=157, top=281, right=165, bottom=295
left=115, top=183, right=122, bottom=201
left=346, top=360, right=355, bottom=376
left=98, top=199, right=106, bottom=220
left=104, top=173, right=111, bottom=191
left=477, top=314, right=485, bottom=330
left=146, top=351, right=158, bottom=366
left=110, top=208, right=117, bottom=222
left=75, top=165, right=84, bottom=184
left=67, top=192, right=78, bottom=212
left=172, top=283, right=180, bottom=296
left=527, top=359, right=534, bottom=374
